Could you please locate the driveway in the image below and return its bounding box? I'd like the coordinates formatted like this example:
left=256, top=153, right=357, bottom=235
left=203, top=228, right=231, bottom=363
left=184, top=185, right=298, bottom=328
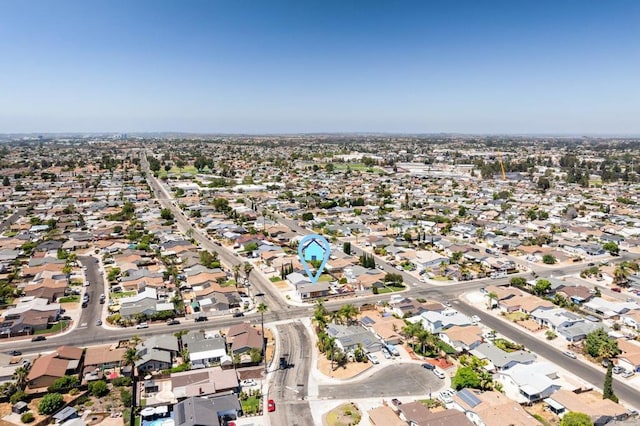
left=318, top=363, right=444, bottom=399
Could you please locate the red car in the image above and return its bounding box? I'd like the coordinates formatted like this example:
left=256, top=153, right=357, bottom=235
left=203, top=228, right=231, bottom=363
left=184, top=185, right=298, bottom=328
left=267, top=399, right=276, bottom=412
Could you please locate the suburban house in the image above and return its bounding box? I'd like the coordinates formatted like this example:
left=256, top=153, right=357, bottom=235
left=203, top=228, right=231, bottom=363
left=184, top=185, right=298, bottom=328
left=360, top=314, right=405, bottom=345
left=296, top=281, right=331, bottom=300
left=27, top=346, right=84, bottom=390
left=496, top=362, right=561, bottom=403
left=368, top=406, right=406, bottom=426
left=174, top=395, right=241, bottom=426
left=171, top=367, right=239, bottom=400
left=226, top=323, right=263, bottom=355
left=407, top=309, right=473, bottom=334
left=470, top=343, right=536, bottom=372
left=439, top=325, right=484, bottom=353
left=450, top=388, right=538, bottom=426
left=326, top=324, right=382, bottom=354
left=531, top=308, right=584, bottom=333
left=183, top=331, right=228, bottom=369
left=544, top=390, right=628, bottom=426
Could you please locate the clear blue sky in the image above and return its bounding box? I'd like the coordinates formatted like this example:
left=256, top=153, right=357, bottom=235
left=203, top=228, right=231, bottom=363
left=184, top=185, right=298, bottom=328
left=1, top=0, right=639, bottom=134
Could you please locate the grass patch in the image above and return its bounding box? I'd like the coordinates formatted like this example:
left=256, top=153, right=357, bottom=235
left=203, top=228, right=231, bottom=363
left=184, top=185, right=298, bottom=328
left=374, top=287, right=392, bottom=294
left=59, top=295, right=79, bottom=303
left=531, top=413, right=551, bottom=426
left=110, top=291, right=137, bottom=299
left=418, top=399, right=442, bottom=409
left=433, top=276, right=451, bottom=281
left=437, top=340, right=457, bottom=355
left=221, top=280, right=235, bottom=287
left=332, top=163, right=384, bottom=174
left=317, top=274, right=332, bottom=282
left=326, top=402, right=361, bottom=426
left=241, top=396, right=260, bottom=415
left=494, top=338, right=523, bottom=353
left=505, top=311, right=528, bottom=322
left=35, top=320, right=69, bottom=335
left=385, top=285, right=406, bottom=292
left=269, top=276, right=281, bottom=282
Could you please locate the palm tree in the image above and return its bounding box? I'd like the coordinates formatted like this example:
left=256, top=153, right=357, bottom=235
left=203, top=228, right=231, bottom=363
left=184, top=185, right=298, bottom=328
left=232, top=264, right=241, bottom=287
left=12, top=365, right=29, bottom=390
left=339, top=304, right=359, bottom=325
left=122, top=347, right=140, bottom=369
left=614, top=266, right=630, bottom=287
left=313, top=300, right=328, bottom=331
left=243, top=262, right=253, bottom=285
left=486, top=291, right=498, bottom=309
left=257, top=303, right=268, bottom=372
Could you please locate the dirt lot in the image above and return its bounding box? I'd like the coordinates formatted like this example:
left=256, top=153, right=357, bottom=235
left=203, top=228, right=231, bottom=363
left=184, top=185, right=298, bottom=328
left=317, top=355, right=372, bottom=379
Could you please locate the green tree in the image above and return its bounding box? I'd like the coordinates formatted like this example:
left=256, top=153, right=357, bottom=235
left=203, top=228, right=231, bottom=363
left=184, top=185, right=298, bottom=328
left=160, top=208, right=174, bottom=221
left=48, top=375, right=80, bottom=393
left=602, top=242, right=619, bottom=256
left=88, top=380, right=109, bottom=397
left=451, top=366, right=481, bottom=390
left=20, top=412, right=34, bottom=423
left=243, top=262, right=253, bottom=283
left=542, top=254, right=557, bottom=264
left=12, top=365, right=29, bottom=390
left=343, top=241, right=351, bottom=255
left=2, top=176, right=9, bottom=186
left=509, top=277, right=526, bottom=287
left=301, top=212, right=314, bottom=221
left=603, top=363, right=618, bottom=402
left=533, top=279, right=551, bottom=296
left=38, top=393, right=64, bottom=415
left=257, top=302, right=268, bottom=364
left=486, top=291, right=498, bottom=309
left=584, top=328, right=619, bottom=359
left=559, top=412, right=593, bottom=426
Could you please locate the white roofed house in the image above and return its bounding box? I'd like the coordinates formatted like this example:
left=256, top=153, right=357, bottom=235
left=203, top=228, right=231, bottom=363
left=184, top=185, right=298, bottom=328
left=496, top=362, right=561, bottom=403
left=583, top=297, right=638, bottom=319
left=407, top=309, right=473, bottom=334
left=439, top=325, right=484, bottom=353
left=182, top=331, right=228, bottom=369
left=530, top=308, right=583, bottom=333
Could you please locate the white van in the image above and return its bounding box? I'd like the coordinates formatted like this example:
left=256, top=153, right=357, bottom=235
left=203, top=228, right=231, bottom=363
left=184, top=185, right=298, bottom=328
left=136, top=322, right=149, bottom=329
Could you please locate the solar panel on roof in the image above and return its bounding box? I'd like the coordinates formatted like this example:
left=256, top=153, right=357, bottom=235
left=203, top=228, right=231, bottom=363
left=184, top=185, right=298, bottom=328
left=457, top=388, right=481, bottom=408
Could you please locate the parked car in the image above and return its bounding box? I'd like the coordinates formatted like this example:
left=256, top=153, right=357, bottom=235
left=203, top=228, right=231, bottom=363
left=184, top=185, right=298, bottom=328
left=136, top=322, right=149, bottom=329
left=195, top=316, right=208, bottom=322
left=613, top=366, right=624, bottom=374
left=267, top=399, right=276, bottom=412
left=391, top=398, right=402, bottom=406
left=367, top=353, right=380, bottom=364
left=563, top=350, right=577, bottom=359
left=421, top=362, right=436, bottom=370
left=433, top=368, right=446, bottom=379
left=382, top=349, right=391, bottom=359
left=233, top=312, right=244, bottom=318
left=31, top=336, right=46, bottom=342
left=438, top=389, right=455, bottom=403
left=241, top=379, right=257, bottom=387
left=622, top=370, right=636, bottom=379
left=167, top=319, right=181, bottom=326
left=96, top=320, right=102, bottom=326
left=612, top=287, right=622, bottom=293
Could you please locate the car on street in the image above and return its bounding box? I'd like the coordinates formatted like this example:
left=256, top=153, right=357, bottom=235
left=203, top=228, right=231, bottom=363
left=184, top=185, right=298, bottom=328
left=433, top=368, right=446, bottom=379
left=267, top=399, right=276, bottom=412
left=233, top=312, right=244, bottom=317
left=241, top=379, right=257, bottom=387
left=7, top=350, right=22, bottom=356
left=562, top=350, right=577, bottom=359
left=622, top=370, right=636, bottom=379
left=391, top=398, right=402, bottom=406
left=421, top=362, right=435, bottom=370
left=471, top=315, right=481, bottom=323
left=613, top=366, right=624, bottom=374
left=167, top=319, right=181, bottom=325
left=84, top=281, right=90, bottom=287
left=31, top=336, right=46, bottom=342
left=136, top=322, right=149, bottom=329
left=195, top=316, right=208, bottom=322
left=96, top=320, right=102, bottom=326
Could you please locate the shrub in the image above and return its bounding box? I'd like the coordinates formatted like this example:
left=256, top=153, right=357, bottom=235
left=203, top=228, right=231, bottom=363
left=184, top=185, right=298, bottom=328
left=88, top=380, right=108, bottom=397
left=10, top=390, right=28, bottom=405
left=20, top=412, right=34, bottom=424
left=112, top=377, right=132, bottom=387
left=38, top=393, right=64, bottom=415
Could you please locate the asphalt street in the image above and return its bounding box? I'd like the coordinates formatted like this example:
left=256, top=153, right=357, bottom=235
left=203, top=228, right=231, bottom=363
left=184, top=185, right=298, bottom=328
left=269, top=322, right=314, bottom=426
left=318, top=363, right=443, bottom=399
left=455, top=300, right=640, bottom=408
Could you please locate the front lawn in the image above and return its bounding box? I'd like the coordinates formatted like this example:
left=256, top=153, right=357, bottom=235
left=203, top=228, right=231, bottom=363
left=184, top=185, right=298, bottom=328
left=59, top=295, right=79, bottom=303
left=241, top=396, right=260, bottom=415
left=505, top=312, right=528, bottom=322
left=35, top=320, right=69, bottom=335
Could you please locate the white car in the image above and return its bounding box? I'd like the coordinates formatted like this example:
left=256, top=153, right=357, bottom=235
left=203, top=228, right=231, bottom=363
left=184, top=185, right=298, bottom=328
left=471, top=315, right=481, bottom=323
left=84, top=281, right=90, bottom=287
left=433, top=368, right=446, bottom=379
left=241, top=379, right=257, bottom=387
left=136, top=322, right=149, bottom=329
left=563, top=350, right=577, bottom=359
left=367, top=353, right=380, bottom=364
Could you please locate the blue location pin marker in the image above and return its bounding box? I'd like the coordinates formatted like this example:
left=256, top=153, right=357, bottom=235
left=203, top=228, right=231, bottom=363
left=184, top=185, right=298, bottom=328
left=298, top=234, right=331, bottom=284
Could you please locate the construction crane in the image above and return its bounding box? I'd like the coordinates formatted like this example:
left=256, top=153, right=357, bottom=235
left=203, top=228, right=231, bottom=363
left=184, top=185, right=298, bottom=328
left=498, top=153, right=506, bottom=180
